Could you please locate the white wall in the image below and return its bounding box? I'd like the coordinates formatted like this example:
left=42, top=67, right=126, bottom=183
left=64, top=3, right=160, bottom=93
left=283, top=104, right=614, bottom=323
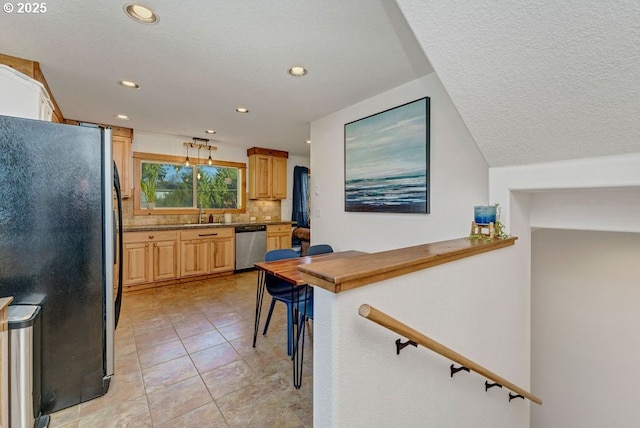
left=314, top=245, right=529, bottom=427
left=529, top=188, right=640, bottom=233
left=489, top=154, right=640, bottom=428
left=489, top=153, right=640, bottom=232
left=531, top=229, right=640, bottom=428
left=310, top=73, right=488, bottom=252
left=309, top=73, right=533, bottom=427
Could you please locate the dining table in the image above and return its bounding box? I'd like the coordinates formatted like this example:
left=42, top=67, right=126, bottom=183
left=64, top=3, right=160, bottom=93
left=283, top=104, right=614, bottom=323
left=252, top=250, right=366, bottom=389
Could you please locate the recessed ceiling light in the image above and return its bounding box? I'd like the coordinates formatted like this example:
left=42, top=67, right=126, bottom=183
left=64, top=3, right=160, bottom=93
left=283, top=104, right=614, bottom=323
left=118, top=80, right=140, bottom=89
left=205, top=129, right=216, bottom=134
left=124, top=4, right=158, bottom=24
left=288, top=66, right=307, bottom=77
left=305, top=140, right=311, bottom=144
left=114, top=114, right=130, bottom=120
left=235, top=107, right=249, bottom=113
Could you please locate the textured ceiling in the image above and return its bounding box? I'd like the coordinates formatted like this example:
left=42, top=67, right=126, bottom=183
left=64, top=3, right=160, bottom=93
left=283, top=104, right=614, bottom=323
left=0, top=0, right=431, bottom=156
left=397, top=0, right=640, bottom=166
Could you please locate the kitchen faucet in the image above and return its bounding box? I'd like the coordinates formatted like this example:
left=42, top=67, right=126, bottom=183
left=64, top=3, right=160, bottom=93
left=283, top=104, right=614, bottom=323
left=198, top=201, right=203, bottom=224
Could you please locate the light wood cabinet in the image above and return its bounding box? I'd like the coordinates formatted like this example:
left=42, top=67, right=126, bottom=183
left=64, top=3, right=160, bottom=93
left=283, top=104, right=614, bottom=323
left=211, top=237, right=235, bottom=273
left=180, top=228, right=235, bottom=277
left=123, top=231, right=179, bottom=286
left=123, top=226, right=235, bottom=289
left=122, top=241, right=150, bottom=286
left=112, top=134, right=132, bottom=198
left=271, top=156, right=287, bottom=199
left=180, top=238, right=209, bottom=277
left=247, top=147, right=288, bottom=200
left=266, top=224, right=292, bottom=251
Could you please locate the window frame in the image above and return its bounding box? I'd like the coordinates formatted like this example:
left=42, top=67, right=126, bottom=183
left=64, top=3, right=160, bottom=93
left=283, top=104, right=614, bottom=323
left=132, top=151, right=247, bottom=216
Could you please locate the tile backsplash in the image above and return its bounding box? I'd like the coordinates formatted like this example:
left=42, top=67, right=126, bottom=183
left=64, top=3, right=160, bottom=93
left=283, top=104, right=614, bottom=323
left=122, top=195, right=281, bottom=227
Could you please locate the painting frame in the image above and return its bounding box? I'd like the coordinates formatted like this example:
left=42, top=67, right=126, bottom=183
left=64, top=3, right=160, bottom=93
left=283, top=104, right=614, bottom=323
left=344, top=97, right=430, bottom=214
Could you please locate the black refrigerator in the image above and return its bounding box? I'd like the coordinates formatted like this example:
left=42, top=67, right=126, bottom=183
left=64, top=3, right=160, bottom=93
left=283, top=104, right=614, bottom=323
left=0, top=114, right=123, bottom=414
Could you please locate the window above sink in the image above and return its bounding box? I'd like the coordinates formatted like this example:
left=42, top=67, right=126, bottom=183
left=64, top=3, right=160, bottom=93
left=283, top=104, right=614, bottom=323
left=133, top=151, right=247, bottom=216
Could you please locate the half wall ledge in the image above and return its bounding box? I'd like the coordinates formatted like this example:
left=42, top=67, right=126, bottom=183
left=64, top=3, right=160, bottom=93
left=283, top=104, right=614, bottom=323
left=298, top=236, right=517, bottom=293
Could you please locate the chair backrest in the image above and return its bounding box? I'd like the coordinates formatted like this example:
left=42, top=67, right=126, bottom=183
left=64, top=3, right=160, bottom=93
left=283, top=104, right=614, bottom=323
left=306, top=244, right=334, bottom=256
left=265, top=248, right=298, bottom=262
left=264, top=248, right=299, bottom=294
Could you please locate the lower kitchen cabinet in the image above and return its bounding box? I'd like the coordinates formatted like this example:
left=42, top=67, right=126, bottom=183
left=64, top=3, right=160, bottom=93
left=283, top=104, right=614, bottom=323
left=122, top=226, right=239, bottom=289
left=180, top=228, right=235, bottom=277
left=266, top=224, right=292, bottom=252
left=123, top=231, right=179, bottom=286
left=211, top=237, right=235, bottom=273
left=180, top=238, right=208, bottom=277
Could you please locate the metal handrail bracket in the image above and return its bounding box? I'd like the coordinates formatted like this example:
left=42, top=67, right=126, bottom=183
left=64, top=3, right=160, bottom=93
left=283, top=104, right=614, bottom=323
left=358, top=303, right=542, bottom=405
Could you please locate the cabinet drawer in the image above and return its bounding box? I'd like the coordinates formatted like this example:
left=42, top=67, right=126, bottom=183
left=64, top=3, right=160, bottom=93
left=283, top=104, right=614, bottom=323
left=266, top=224, right=291, bottom=234
left=180, top=227, right=234, bottom=241
left=124, top=230, right=177, bottom=243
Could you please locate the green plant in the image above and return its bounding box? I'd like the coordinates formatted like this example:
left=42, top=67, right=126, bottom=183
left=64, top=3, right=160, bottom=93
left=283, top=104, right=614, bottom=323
left=140, top=163, right=161, bottom=204
left=493, top=204, right=509, bottom=239
left=140, top=177, right=157, bottom=203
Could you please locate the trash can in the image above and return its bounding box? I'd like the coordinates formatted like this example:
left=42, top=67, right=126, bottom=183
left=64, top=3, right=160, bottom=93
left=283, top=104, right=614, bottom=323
left=8, top=305, right=49, bottom=428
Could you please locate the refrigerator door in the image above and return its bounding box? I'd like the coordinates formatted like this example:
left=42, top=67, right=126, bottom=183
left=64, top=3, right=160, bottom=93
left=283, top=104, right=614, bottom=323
left=0, top=115, right=110, bottom=413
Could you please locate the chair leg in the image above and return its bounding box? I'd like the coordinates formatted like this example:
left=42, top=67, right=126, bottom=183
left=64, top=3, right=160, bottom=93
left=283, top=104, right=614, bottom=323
left=262, top=298, right=276, bottom=336
left=293, top=313, right=308, bottom=357
left=264, top=298, right=295, bottom=356
left=286, top=302, right=294, bottom=356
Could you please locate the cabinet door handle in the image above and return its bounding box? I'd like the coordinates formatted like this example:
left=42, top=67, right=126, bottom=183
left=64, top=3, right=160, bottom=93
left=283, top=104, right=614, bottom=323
left=153, top=243, right=157, bottom=247
left=199, top=233, right=218, bottom=237
left=148, top=235, right=154, bottom=240
left=145, top=243, right=149, bottom=247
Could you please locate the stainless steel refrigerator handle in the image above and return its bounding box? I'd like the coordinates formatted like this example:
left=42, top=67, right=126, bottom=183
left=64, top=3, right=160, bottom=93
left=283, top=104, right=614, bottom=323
left=113, top=160, right=124, bottom=329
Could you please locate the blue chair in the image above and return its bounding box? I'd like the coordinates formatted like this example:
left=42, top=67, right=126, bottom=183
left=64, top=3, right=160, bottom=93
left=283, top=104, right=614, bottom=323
left=262, top=249, right=313, bottom=355
left=306, top=244, right=334, bottom=256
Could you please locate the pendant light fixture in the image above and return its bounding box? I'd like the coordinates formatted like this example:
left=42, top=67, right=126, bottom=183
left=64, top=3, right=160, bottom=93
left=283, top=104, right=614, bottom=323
left=183, top=138, right=217, bottom=172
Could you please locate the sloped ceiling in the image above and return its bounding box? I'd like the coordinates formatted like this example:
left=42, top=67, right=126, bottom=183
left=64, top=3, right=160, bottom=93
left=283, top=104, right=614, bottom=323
left=396, top=0, right=640, bottom=167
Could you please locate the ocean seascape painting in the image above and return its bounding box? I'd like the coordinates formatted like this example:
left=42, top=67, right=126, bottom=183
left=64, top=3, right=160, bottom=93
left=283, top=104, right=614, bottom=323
left=344, top=97, right=430, bottom=213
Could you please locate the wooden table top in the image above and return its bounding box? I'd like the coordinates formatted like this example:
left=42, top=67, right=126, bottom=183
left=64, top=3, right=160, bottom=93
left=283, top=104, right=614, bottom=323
left=254, top=250, right=367, bottom=285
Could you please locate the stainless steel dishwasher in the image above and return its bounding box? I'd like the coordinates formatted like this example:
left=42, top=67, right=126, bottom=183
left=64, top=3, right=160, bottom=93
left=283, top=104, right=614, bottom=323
left=235, top=224, right=267, bottom=270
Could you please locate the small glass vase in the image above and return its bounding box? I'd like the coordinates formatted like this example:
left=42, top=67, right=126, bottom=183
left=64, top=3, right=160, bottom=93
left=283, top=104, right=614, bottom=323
left=474, top=205, right=496, bottom=225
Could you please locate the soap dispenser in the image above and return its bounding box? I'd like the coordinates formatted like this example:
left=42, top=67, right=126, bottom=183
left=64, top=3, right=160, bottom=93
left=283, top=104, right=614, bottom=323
left=208, top=213, right=214, bottom=223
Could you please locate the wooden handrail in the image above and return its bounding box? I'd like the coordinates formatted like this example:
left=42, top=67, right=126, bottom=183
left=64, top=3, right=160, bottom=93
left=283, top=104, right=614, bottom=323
left=359, top=304, right=542, bottom=405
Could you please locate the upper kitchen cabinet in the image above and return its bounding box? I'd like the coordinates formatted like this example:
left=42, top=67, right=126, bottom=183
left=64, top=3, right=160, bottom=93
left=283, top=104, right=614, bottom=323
left=65, top=119, right=133, bottom=198
left=111, top=131, right=132, bottom=198
left=0, top=53, right=64, bottom=123
left=247, top=147, right=288, bottom=200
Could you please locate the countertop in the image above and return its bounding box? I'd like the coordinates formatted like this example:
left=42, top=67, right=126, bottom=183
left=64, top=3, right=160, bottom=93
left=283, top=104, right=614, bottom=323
left=123, top=220, right=295, bottom=233
left=298, top=236, right=517, bottom=293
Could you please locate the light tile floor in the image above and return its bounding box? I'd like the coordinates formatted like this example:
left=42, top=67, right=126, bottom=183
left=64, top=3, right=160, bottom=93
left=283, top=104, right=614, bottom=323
left=48, top=271, right=313, bottom=427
